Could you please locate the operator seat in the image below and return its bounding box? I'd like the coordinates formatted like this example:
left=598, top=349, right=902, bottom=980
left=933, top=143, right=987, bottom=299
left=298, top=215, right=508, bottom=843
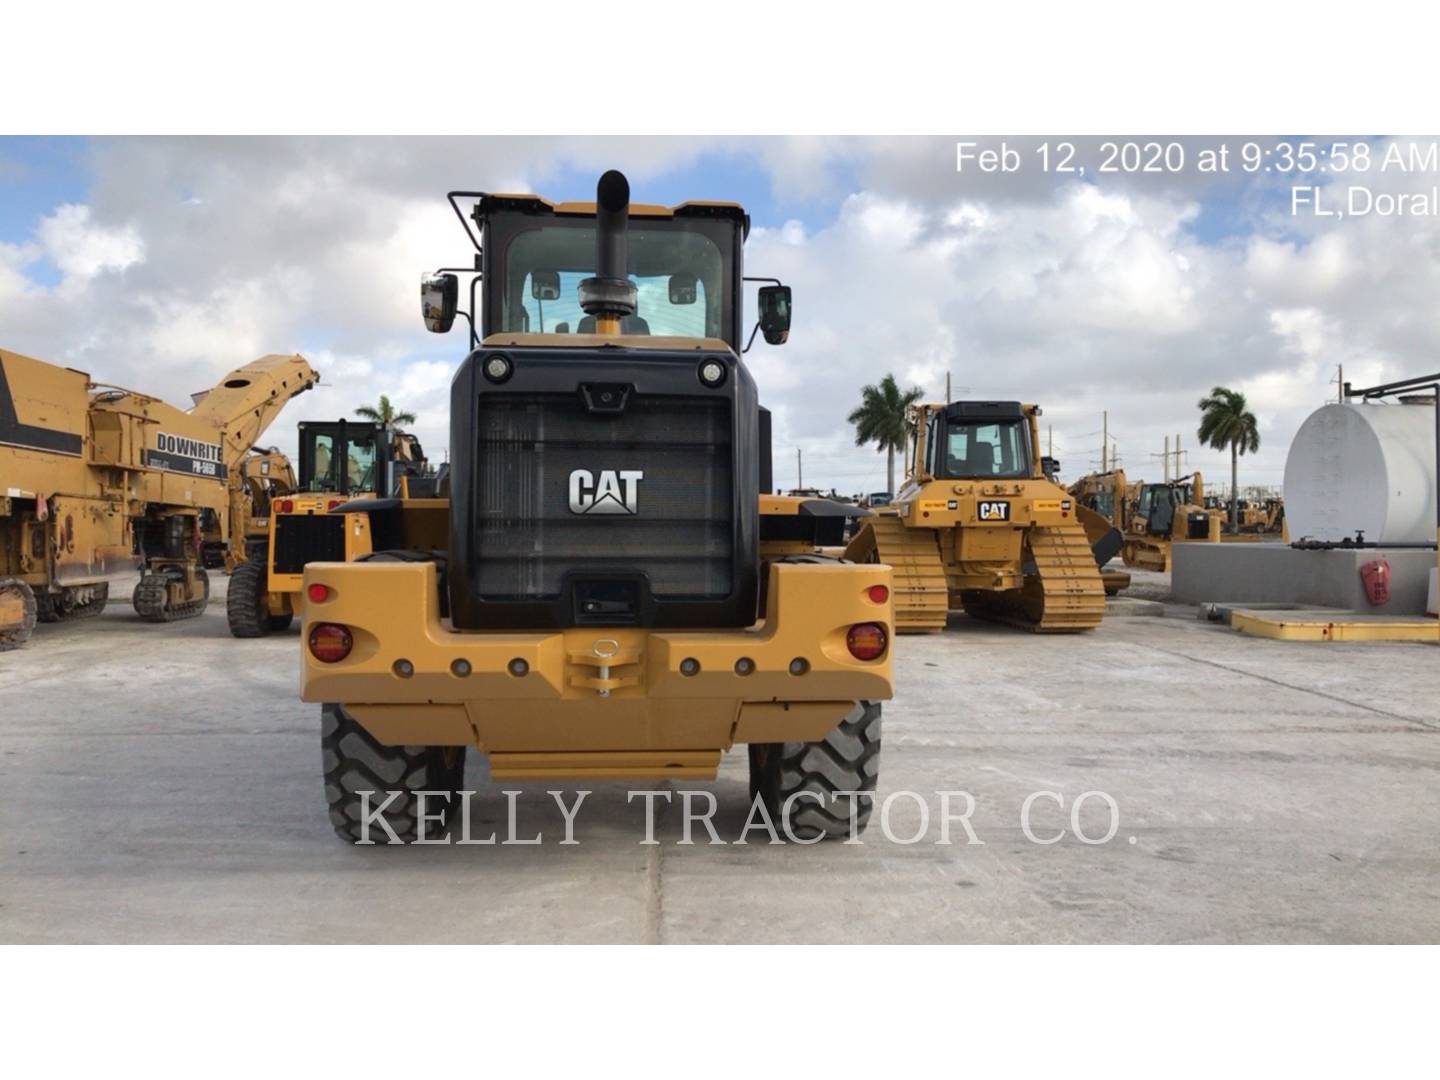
left=577, top=314, right=651, bottom=335
left=950, top=442, right=999, bottom=477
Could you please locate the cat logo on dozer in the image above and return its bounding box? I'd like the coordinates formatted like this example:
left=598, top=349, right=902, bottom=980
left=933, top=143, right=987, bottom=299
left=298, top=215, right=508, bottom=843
left=978, top=500, right=1010, bottom=521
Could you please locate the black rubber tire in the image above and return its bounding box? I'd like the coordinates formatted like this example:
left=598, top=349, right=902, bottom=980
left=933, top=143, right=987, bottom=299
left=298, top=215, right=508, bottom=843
left=226, top=557, right=270, bottom=637
left=748, top=700, right=882, bottom=841
left=322, top=703, right=467, bottom=844
left=0, top=579, right=37, bottom=651
left=267, top=611, right=294, bottom=632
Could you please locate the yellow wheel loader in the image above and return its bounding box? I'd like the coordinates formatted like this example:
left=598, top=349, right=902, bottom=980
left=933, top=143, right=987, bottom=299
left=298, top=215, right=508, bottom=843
left=226, top=420, right=432, bottom=637
left=299, top=170, right=894, bottom=844
left=845, top=400, right=1113, bottom=633
left=0, top=348, right=317, bottom=648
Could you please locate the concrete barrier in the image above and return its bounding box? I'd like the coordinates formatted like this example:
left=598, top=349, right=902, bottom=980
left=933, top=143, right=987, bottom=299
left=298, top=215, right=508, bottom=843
left=1172, top=543, right=1436, bottom=614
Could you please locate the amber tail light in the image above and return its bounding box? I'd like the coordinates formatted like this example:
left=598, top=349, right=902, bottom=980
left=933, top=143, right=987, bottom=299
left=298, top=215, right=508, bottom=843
left=309, top=623, right=353, bottom=663
left=846, top=622, right=888, bottom=661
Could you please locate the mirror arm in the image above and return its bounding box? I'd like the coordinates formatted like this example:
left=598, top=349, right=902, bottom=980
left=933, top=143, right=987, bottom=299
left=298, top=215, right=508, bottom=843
left=742, top=321, right=761, bottom=354
left=455, top=309, right=476, bottom=349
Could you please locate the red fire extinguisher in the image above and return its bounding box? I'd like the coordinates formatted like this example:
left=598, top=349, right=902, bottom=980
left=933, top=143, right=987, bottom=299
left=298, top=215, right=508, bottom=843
left=1360, top=559, right=1391, bottom=606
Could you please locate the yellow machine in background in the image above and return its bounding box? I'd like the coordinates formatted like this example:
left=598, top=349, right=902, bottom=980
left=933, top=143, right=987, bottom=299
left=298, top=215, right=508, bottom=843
left=299, top=170, right=893, bottom=844
left=845, top=400, right=1111, bottom=633
left=0, top=348, right=317, bottom=649
left=1122, top=473, right=1220, bottom=571
left=226, top=420, right=431, bottom=637
left=203, top=446, right=297, bottom=571
left=1068, top=469, right=1135, bottom=595
left=1232, top=496, right=1285, bottom=534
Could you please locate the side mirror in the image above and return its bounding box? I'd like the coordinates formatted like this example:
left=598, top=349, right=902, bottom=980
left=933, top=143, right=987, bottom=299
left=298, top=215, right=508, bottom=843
left=421, top=272, right=458, bottom=333
left=531, top=269, right=561, bottom=301
left=758, top=285, right=792, bottom=345
left=668, top=272, right=698, bottom=305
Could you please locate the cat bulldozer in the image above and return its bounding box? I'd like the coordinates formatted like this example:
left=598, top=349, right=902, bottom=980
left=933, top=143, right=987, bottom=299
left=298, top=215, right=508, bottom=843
left=297, top=170, right=894, bottom=844
left=0, top=349, right=318, bottom=649
left=226, top=419, right=431, bottom=637
left=1121, top=473, right=1221, bottom=571
left=845, top=400, right=1113, bottom=633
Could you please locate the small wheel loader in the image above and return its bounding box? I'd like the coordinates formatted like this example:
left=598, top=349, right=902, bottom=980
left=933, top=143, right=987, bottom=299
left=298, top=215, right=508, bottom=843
left=225, top=420, right=432, bottom=637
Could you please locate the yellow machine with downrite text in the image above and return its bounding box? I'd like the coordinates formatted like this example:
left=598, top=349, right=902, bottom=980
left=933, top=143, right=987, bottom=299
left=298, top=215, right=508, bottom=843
left=299, top=171, right=894, bottom=844
left=0, top=349, right=317, bottom=649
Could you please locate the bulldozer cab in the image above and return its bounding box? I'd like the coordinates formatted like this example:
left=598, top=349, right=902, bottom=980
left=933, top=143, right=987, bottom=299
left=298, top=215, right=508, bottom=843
left=921, top=402, right=1035, bottom=480
left=297, top=420, right=386, bottom=496
left=1135, top=483, right=1178, bottom=537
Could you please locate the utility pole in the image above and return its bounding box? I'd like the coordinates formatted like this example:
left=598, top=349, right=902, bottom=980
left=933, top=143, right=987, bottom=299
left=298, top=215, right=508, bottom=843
left=1174, top=432, right=1184, bottom=478
left=1102, top=410, right=1109, bottom=472
left=1048, top=424, right=1053, bottom=459
left=1163, top=435, right=1170, bottom=481
left=796, top=447, right=803, bottom=490
left=945, top=371, right=951, bottom=403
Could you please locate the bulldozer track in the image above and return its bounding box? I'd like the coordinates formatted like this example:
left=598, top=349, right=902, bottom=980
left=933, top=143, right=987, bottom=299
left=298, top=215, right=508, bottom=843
left=133, top=568, right=209, bottom=623
left=35, top=583, right=109, bottom=623
left=847, top=514, right=949, bottom=633
left=0, top=578, right=37, bottom=651
left=964, top=524, right=1105, bottom=633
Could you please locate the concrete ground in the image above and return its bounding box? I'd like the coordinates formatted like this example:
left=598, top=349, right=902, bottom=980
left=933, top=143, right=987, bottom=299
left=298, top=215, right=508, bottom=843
left=2, top=572, right=1437, bottom=943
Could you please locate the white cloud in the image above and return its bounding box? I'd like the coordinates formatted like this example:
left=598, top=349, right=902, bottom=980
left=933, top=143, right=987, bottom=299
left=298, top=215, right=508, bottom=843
left=36, top=203, right=143, bottom=277
left=2, top=135, right=1437, bottom=500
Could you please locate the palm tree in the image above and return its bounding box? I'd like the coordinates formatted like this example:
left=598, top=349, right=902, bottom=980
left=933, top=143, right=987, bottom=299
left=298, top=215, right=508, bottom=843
left=355, top=394, right=416, bottom=428
left=1197, top=386, right=1260, bottom=533
left=848, top=374, right=926, bottom=495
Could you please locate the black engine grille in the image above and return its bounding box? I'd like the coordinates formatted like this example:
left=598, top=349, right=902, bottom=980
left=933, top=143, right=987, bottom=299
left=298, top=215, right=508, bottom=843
left=474, top=393, right=732, bottom=600
left=272, top=513, right=346, bottom=574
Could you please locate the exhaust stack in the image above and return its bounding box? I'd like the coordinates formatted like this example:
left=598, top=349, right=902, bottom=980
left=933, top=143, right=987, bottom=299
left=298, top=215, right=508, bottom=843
left=578, top=170, right=638, bottom=336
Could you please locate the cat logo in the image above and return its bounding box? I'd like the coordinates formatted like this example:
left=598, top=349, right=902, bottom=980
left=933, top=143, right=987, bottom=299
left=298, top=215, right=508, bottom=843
left=977, top=500, right=1011, bottom=522
left=569, top=468, right=643, bottom=515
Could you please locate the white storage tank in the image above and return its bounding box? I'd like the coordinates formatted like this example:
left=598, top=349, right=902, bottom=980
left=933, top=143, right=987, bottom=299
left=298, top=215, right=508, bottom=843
left=1284, top=401, right=1436, bottom=544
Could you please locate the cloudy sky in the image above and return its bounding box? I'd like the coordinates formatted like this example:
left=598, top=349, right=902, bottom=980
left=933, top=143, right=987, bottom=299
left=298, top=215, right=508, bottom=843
left=2, top=136, right=1437, bottom=496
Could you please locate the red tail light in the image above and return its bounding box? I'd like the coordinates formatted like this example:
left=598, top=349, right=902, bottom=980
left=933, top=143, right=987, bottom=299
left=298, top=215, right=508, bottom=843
left=307, top=583, right=331, bottom=604
left=327, top=499, right=342, bottom=510
left=846, top=622, right=888, bottom=661
left=277, top=499, right=294, bottom=514
left=866, top=584, right=890, bottom=604
left=308, top=623, right=352, bottom=663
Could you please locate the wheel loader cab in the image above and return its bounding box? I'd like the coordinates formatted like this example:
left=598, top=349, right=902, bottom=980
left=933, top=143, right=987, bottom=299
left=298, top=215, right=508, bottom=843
left=297, top=420, right=386, bottom=496
left=299, top=170, right=893, bottom=845
left=472, top=191, right=745, bottom=345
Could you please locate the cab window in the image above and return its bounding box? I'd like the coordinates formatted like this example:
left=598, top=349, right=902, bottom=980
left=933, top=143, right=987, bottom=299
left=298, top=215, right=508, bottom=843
left=942, top=419, right=1030, bottom=479
left=500, top=221, right=729, bottom=340
left=309, top=433, right=338, bottom=492
left=345, top=430, right=380, bottom=493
